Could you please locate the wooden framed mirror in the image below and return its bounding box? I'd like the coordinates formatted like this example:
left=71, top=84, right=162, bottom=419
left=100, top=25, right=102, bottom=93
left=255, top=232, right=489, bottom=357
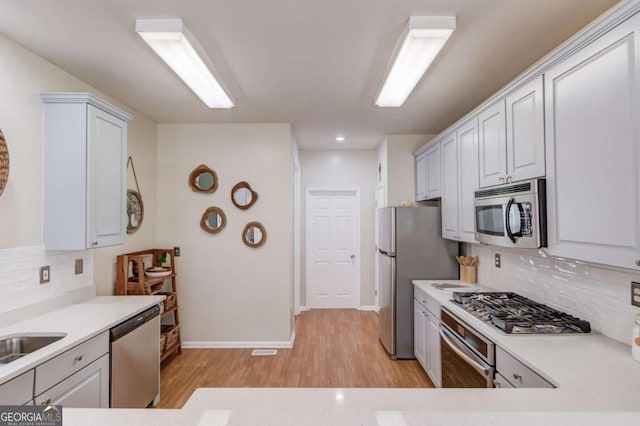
left=242, top=221, right=266, bottom=248
left=0, top=129, right=9, bottom=198
left=231, top=181, right=258, bottom=210
left=189, top=164, right=218, bottom=194
left=126, top=189, right=144, bottom=234
left=200, top=207, right=227, bottom=234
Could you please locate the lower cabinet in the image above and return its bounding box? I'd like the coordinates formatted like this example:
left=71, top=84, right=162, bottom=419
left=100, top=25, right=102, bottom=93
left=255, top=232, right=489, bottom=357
left=0, top=370, right=34, bottom=405
left=495, top=346, right=553, bottom=389
left=35, top=354, right=109, bottom=408
left=413, top=289, right=442, bottom=387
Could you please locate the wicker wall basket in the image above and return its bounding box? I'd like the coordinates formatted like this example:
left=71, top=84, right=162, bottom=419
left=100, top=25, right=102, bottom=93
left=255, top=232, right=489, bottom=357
left=0, top=129, right=9, bottom=197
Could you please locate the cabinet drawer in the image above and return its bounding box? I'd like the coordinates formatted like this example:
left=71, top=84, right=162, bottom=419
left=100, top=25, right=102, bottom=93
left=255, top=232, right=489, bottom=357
left=493, top=372, right=515, bottom=388
left=35, top=331, right=109, bottom=395
left=496, top=346, right=554, bottom=388
left=413, top=286, right=441, bottom=318
left=0, top=370, right=34, bottom=405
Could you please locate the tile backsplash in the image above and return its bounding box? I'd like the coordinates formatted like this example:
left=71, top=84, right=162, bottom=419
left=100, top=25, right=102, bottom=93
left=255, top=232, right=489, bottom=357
left=0, top=245, right=94, bottom=324
left=466, top=243, right=640, bottom=345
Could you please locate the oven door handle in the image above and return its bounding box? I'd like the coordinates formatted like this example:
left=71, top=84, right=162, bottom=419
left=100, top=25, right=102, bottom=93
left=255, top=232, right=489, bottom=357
left=439, top=326, right=491, bottom=377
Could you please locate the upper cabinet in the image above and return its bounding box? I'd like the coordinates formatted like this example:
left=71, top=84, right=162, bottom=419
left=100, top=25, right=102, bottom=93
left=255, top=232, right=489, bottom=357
left=544, top=13, right=640, bottom=270
left=441, top=133, right=458, bottom=240
left=42, top=93, right=133, bottom=250
left=415, top=141, right=442, bottom=201
left=478, top=101, right=507, bottom=188
left=478, top=76, right=545, bottom=188
left=506, top=76, right=545, bottom=183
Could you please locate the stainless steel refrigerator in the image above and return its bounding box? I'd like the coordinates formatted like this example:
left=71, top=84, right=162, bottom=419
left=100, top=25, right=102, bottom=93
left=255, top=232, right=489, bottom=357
left=378, top=206, right=458, bottom=359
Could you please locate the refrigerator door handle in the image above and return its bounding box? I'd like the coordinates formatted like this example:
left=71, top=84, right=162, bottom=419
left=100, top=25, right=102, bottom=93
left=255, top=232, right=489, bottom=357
left=390, top=256, right=396, bottom=356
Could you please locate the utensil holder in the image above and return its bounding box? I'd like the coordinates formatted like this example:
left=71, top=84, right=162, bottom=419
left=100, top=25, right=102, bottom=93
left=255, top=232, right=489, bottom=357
left=460, top=265, right=477, bottom=284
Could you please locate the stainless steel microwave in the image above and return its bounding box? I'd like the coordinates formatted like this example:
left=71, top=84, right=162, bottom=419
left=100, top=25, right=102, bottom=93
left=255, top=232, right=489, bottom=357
left=473, top=178, right=547, bottom=248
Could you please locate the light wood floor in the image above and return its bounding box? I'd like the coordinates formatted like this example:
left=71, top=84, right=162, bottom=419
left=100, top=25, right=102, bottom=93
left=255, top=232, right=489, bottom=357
left=157, top=309, right=433, bottom=409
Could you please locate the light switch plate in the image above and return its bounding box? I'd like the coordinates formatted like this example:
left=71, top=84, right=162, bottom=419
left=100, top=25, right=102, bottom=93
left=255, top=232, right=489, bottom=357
left=495, top=254, right=501, bottom=268
left=174, top=246, right=181, bottom=257
left=40, top=265, right=50, bottom=284
left=632, top=282, right=640, bottom=307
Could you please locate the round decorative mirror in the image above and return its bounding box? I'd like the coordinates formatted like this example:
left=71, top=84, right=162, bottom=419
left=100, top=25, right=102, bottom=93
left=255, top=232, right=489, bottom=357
left=242, top=221, right=267, bottom=248
left=231, top=181, right=258, bottom=210
left=200, top=207, right=227, bottom=234
left=0, top=129, right=9, bottom=198
left=189, top=164, right=218, bottom=194
left=126, top=190, right=144, bottom=234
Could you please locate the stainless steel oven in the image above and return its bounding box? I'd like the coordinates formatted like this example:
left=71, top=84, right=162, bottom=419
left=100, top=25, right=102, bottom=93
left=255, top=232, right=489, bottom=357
left=473, top=178, right=547, bottom=248
left=440, top=307, right=494, bottom=388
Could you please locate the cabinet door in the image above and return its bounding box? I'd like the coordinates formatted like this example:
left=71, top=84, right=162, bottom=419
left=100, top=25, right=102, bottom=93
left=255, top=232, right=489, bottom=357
left=413, top=300, right=428, bottom=371
left=441, top=133, right=459, bottom=240
left=426, top=313, right=442, bottom=388
left=478, top=101, right=507, bottom=188
left=457, top=117, right=479, bottom=243
left=425, top=143, right=442, bottom=199
left=87, top=105, right=127, bottom=248
left=415, top=153, right=427, bottom=201
left=544, top=13, right=640, bottom=270
left=36, top=354, right=109, bottom=408
left=506, top=76, right=545, bottom=182
left=0, top=370, right=34, bottom=405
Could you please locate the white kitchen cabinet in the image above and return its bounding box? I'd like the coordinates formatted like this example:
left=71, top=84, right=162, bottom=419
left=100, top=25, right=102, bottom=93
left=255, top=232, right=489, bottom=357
left=544, top=13, right=640, bottom=270
left=415, top=142, right=442, bottom=201
left=413, top=299, right=428, bottom=371
left=457, top=118, right=480, bottom=243
left=0, top=370, right=34, bottom=405
left=426, top=312, right=441, bottom=388
left=36, top=354, right=109, bottom=408
left=478, top=78, right=545, bottom=189
left=415, top=152, right=427, bottom=201
left=425, top=143, right=442, bottom=199
left=441, top=132, right=459, bottom=240
left=35, top=331, right=110, bottom=408
left=506, top=76, right=545, bottom=183
left=478, top=101, right=507, bottom=188
left=495, top=347, right=553, bottom=389
left=441, top=118, right=479, bottom=243
left=41, top=93, right=133, bottom=250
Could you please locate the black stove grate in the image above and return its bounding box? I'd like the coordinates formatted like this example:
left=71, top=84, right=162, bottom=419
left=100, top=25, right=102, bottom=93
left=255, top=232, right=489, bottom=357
left=452, top=292, right=591, bottom=334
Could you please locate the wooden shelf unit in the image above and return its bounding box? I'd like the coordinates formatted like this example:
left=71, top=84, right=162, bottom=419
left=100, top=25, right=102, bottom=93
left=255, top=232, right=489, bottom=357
left=115, top=248, right=182, bottom=363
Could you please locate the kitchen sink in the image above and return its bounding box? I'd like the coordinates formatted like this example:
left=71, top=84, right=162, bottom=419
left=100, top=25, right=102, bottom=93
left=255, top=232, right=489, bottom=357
left=0, top=334, right=66, bottom=365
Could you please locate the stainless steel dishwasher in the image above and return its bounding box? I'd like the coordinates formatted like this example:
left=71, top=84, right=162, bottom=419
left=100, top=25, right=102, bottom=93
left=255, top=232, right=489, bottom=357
left=110, top=305, right=160, bottom=408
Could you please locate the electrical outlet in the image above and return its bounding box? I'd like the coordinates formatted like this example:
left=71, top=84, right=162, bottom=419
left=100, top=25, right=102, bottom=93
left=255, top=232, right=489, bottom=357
left=495, top=254, right=501, bottom=268
left=174, top=246, right=181, bottom=257
left=40, top=265, right=50, bottom=284
left=75, top=258, right=83, bottom=275
left=632, top=282, right=640, bottom=307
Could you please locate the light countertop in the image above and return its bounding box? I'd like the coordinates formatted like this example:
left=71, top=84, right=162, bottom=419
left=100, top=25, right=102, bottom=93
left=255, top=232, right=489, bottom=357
left=0, top=295, right=164, bottom=384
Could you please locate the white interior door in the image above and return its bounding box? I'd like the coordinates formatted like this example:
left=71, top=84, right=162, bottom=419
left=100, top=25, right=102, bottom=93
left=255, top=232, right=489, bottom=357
left=306, top=189, right=360, bottom=309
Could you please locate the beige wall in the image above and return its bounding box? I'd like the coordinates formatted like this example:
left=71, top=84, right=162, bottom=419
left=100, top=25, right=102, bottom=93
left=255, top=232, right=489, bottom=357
left=299, top=150, right=377, bottom=307
left=156, top=124, right=293, bottom=344
left=0, top=34, right=158, bottom=297
left=385, top=135, right=434, bottom=206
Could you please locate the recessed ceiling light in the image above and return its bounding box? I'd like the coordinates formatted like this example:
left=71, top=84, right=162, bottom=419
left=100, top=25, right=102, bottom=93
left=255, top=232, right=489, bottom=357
left=336, top=136, right=346, bottom=142
left=376, top=16, right=456, bottom=108
left=136, top=18, right=234, bottom=109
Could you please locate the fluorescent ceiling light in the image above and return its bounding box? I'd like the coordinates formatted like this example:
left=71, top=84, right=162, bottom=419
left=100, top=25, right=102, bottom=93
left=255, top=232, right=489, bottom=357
left=136, top=18, right=234, bottom=109
left=375, top=16, right=456, bottom=108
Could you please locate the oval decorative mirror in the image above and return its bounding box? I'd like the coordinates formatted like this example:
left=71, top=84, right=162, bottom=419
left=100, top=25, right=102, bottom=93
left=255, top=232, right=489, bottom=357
left=242, top=221, right=267, bottom=248
left=0, top=129, right=9, bottom=198
left=127, top=190, right=144, bottom=234
left=189, top=164, right=218, bottom=194
left=231, top=181, right=258, bottom=210
left=200, top=207, right=227, bottom=234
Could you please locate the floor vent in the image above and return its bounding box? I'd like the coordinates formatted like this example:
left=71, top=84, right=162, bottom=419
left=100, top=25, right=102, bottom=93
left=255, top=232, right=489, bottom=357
left=251, top=349, right=278, bottom=356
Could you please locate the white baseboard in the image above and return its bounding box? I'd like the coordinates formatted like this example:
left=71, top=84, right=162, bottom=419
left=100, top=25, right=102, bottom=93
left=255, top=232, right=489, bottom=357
left=183, top=330, right=296, bottom=349
left=357, top=305, right=377, bottom=311
left=299, top=306, right=310, bottom=312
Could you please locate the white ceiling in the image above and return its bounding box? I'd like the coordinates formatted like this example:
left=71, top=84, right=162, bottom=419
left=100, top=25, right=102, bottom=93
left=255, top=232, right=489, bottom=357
left=0, top=0, right=619, bottom=149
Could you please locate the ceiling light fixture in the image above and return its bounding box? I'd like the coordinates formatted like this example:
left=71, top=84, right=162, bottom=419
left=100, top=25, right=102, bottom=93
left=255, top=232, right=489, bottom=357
left=335, top=136, right=346, bottom=142
left=136, top=18, right=234, bottom=109
left=375, top=16, right=456, bottom=108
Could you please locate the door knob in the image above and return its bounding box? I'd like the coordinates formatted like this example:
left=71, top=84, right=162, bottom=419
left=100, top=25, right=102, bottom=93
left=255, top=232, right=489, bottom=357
left=636, top=259, right=640, bottom=267
left=350, top=254, right=355, bottom=259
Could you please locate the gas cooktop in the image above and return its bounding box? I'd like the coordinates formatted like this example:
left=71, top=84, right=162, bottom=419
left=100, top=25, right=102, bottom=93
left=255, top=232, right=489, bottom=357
left=452, top=292, right=591, bottom=334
